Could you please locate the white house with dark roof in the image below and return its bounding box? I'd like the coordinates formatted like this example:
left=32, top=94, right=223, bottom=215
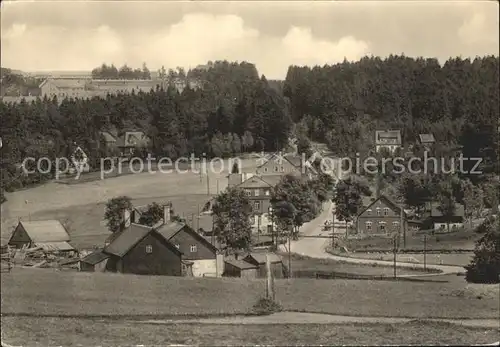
left=8, top=220, right=75, bottom=252
left=375, top=130, right=402, bottom=154
left=418, top=133, right=436, bottom=149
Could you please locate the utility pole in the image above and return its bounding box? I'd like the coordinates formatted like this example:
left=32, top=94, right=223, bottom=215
left=216, top=179, right=219, bottom=194
left=197, top=204, right=200, bottom=231
left=288, top=231, right=292, bottom=279
left=207, top=173, right=210, bottom=196
left=332, top=208, right=336, bottom=248
left=393, top=234, right=397, bottom=279
left=423, top=234, right=427, bottom=271
left=400, top=202, right=406, bottom=249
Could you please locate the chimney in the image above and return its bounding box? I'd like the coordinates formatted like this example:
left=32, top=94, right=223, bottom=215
left=163, top=205, right=171, bottom=224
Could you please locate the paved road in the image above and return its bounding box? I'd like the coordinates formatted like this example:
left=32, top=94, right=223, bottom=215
left=135, top=311, right=500, bottom=329
left=281, top=200, right=466, bottom=275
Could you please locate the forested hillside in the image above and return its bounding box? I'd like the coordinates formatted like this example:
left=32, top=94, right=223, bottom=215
left=0, top=61, right=292, bottom=191
left=284, top=55, right=499, bottom=175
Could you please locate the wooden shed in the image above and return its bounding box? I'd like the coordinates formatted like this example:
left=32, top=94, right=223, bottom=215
left=243, top=252, right=285, bottom=279
left=223, top=259, right=258, bottom=279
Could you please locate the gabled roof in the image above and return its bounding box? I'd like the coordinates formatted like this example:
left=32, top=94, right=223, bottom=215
left=259, top=175, right=285, bottom=187
left=80, top=249, right=109, bottom=265
left=243, top=252, right=282, bottom=265
left=40, top=78, right=88, bottom=89
left=419, top=134, right=435, bottom=144
left=103, top=223, right=181, bottom=258
left=257, top=152, right=302, bottom=169
left=375, top=130, right=402, bottom=145
left=100, top=131, right=116, bottom=143
left=357, top=195, right=406, bottom=218
left=16, top=220, right=70, bottom=243
left=236, top=175, right=274, bottom=189
left=155, top=221, right=218, bottom=253
left=224, top=259, right=258, bottom=270
left=116, top=131, right=149, bottom=147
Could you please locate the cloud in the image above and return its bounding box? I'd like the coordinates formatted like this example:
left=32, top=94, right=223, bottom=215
left=1, top=13, right=369, bottom=79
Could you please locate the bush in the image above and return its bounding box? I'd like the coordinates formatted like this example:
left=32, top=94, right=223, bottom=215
left=252, top=297, right=282, bottom=315
left=465, top=218, right=500, bottom=284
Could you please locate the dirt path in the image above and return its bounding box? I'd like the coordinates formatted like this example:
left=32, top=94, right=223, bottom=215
left=134, top=311, right=500, bottom=329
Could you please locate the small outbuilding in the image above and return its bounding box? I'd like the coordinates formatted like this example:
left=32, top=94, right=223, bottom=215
left=8, top=220, right=76, bottom=253
left=242, top=252, right=285, bottom=279
left=223, top=259, right=259, bottom=279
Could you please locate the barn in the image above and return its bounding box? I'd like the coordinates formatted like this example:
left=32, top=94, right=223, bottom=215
left=8, top=220, right=75, bottom=253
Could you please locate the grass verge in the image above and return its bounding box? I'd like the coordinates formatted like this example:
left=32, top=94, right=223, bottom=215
left=2, top=316, right=499, bottom=346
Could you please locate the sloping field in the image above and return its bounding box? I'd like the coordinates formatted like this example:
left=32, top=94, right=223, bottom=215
left=2, top=269, right=498, bottom=319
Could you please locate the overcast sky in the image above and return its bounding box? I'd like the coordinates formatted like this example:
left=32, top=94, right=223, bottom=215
left=1, top=0, right=498, bottom=79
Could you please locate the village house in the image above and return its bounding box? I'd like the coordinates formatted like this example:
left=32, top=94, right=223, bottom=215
left=227, top=172, right=255, bottom=188
left=81, top=223, right=184, bottom=276
left=235, top=175, right=283, bottom=233
left=115, top=131, right=150, bottom=158
left=375, top=130, right=402, bottom=154
left=356, top=195, right=415, bottom=235
left=39, top=78, right=89, bottom=99
left=154, top=205, right=223, bottom=277
left=8, top=220, right=76, bottom=253
left=423, top=203, right=465, bottom=232
left=418, top=133, right=436, bottom=150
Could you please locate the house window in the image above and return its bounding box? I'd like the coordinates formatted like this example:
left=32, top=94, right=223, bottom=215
left=383, top=208, right=389, bottom=216
left=379, top=222, right=386, bottom=232
left=366, top=222, right=372, bottom=231
left=265, top=189, right=270, bottom=196
left=393, top=221, right=399, bottom=228
left=254, top=201, right=261, bottom=210
left=280, top=166, right=284, bottom=172
left=145, top=245, right=153, bottom=253
left=367, top=209, right=372, bottom=215
left=376, top=208, right=381, bottom=216
left=264, top=167, right=268, bottom=172
left=274, top=166, right=279, bottom=172
left=254, top=189, right=259, bottom=196
left=190, top=245, right=197, bottom=252
left=244, top=189, right=251, bottom=196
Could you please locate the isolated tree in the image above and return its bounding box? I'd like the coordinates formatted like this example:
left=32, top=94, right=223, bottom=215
left=104, top=196, right=133, bottom=233
left=333, top=177, right=372, bottom=232
left=271, top=200, right=297, bottom=247
left=272, top=174, right=320, bottom=239
left=465, top=217, right=500, bottom=283
left=212, top=187, right=253, bottom=254
left=436, top=190, right=457, bottom=233
left=138, top=202, right=164, bottom=226
left=296, top=136, right=313, bottom=158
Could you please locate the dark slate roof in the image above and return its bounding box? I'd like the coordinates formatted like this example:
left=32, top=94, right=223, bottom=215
left=236, top=175, right=273, bottom=189
left=103, top=224, right=153, bottom=257
left=243, top=252, right=282, bottom=265
left=80, top=250, right=109, bottom=265
left=225, top=259, right=258, bottom=270
left=358, top=195, right=405, bottom=218
left=419, top=133, right=435, bottom=144
left=260, top=174, right=285, bottom=187
left=18, top=220, right=70, bottom=243
left=155, top=221, right=185, bottom=240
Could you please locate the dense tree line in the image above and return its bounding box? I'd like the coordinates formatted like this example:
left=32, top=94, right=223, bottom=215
left=91, top=63, right=152, bottom=80
left=284, top=55, right=499, bottom=177
left=0, top=61, right=293, bottom=194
